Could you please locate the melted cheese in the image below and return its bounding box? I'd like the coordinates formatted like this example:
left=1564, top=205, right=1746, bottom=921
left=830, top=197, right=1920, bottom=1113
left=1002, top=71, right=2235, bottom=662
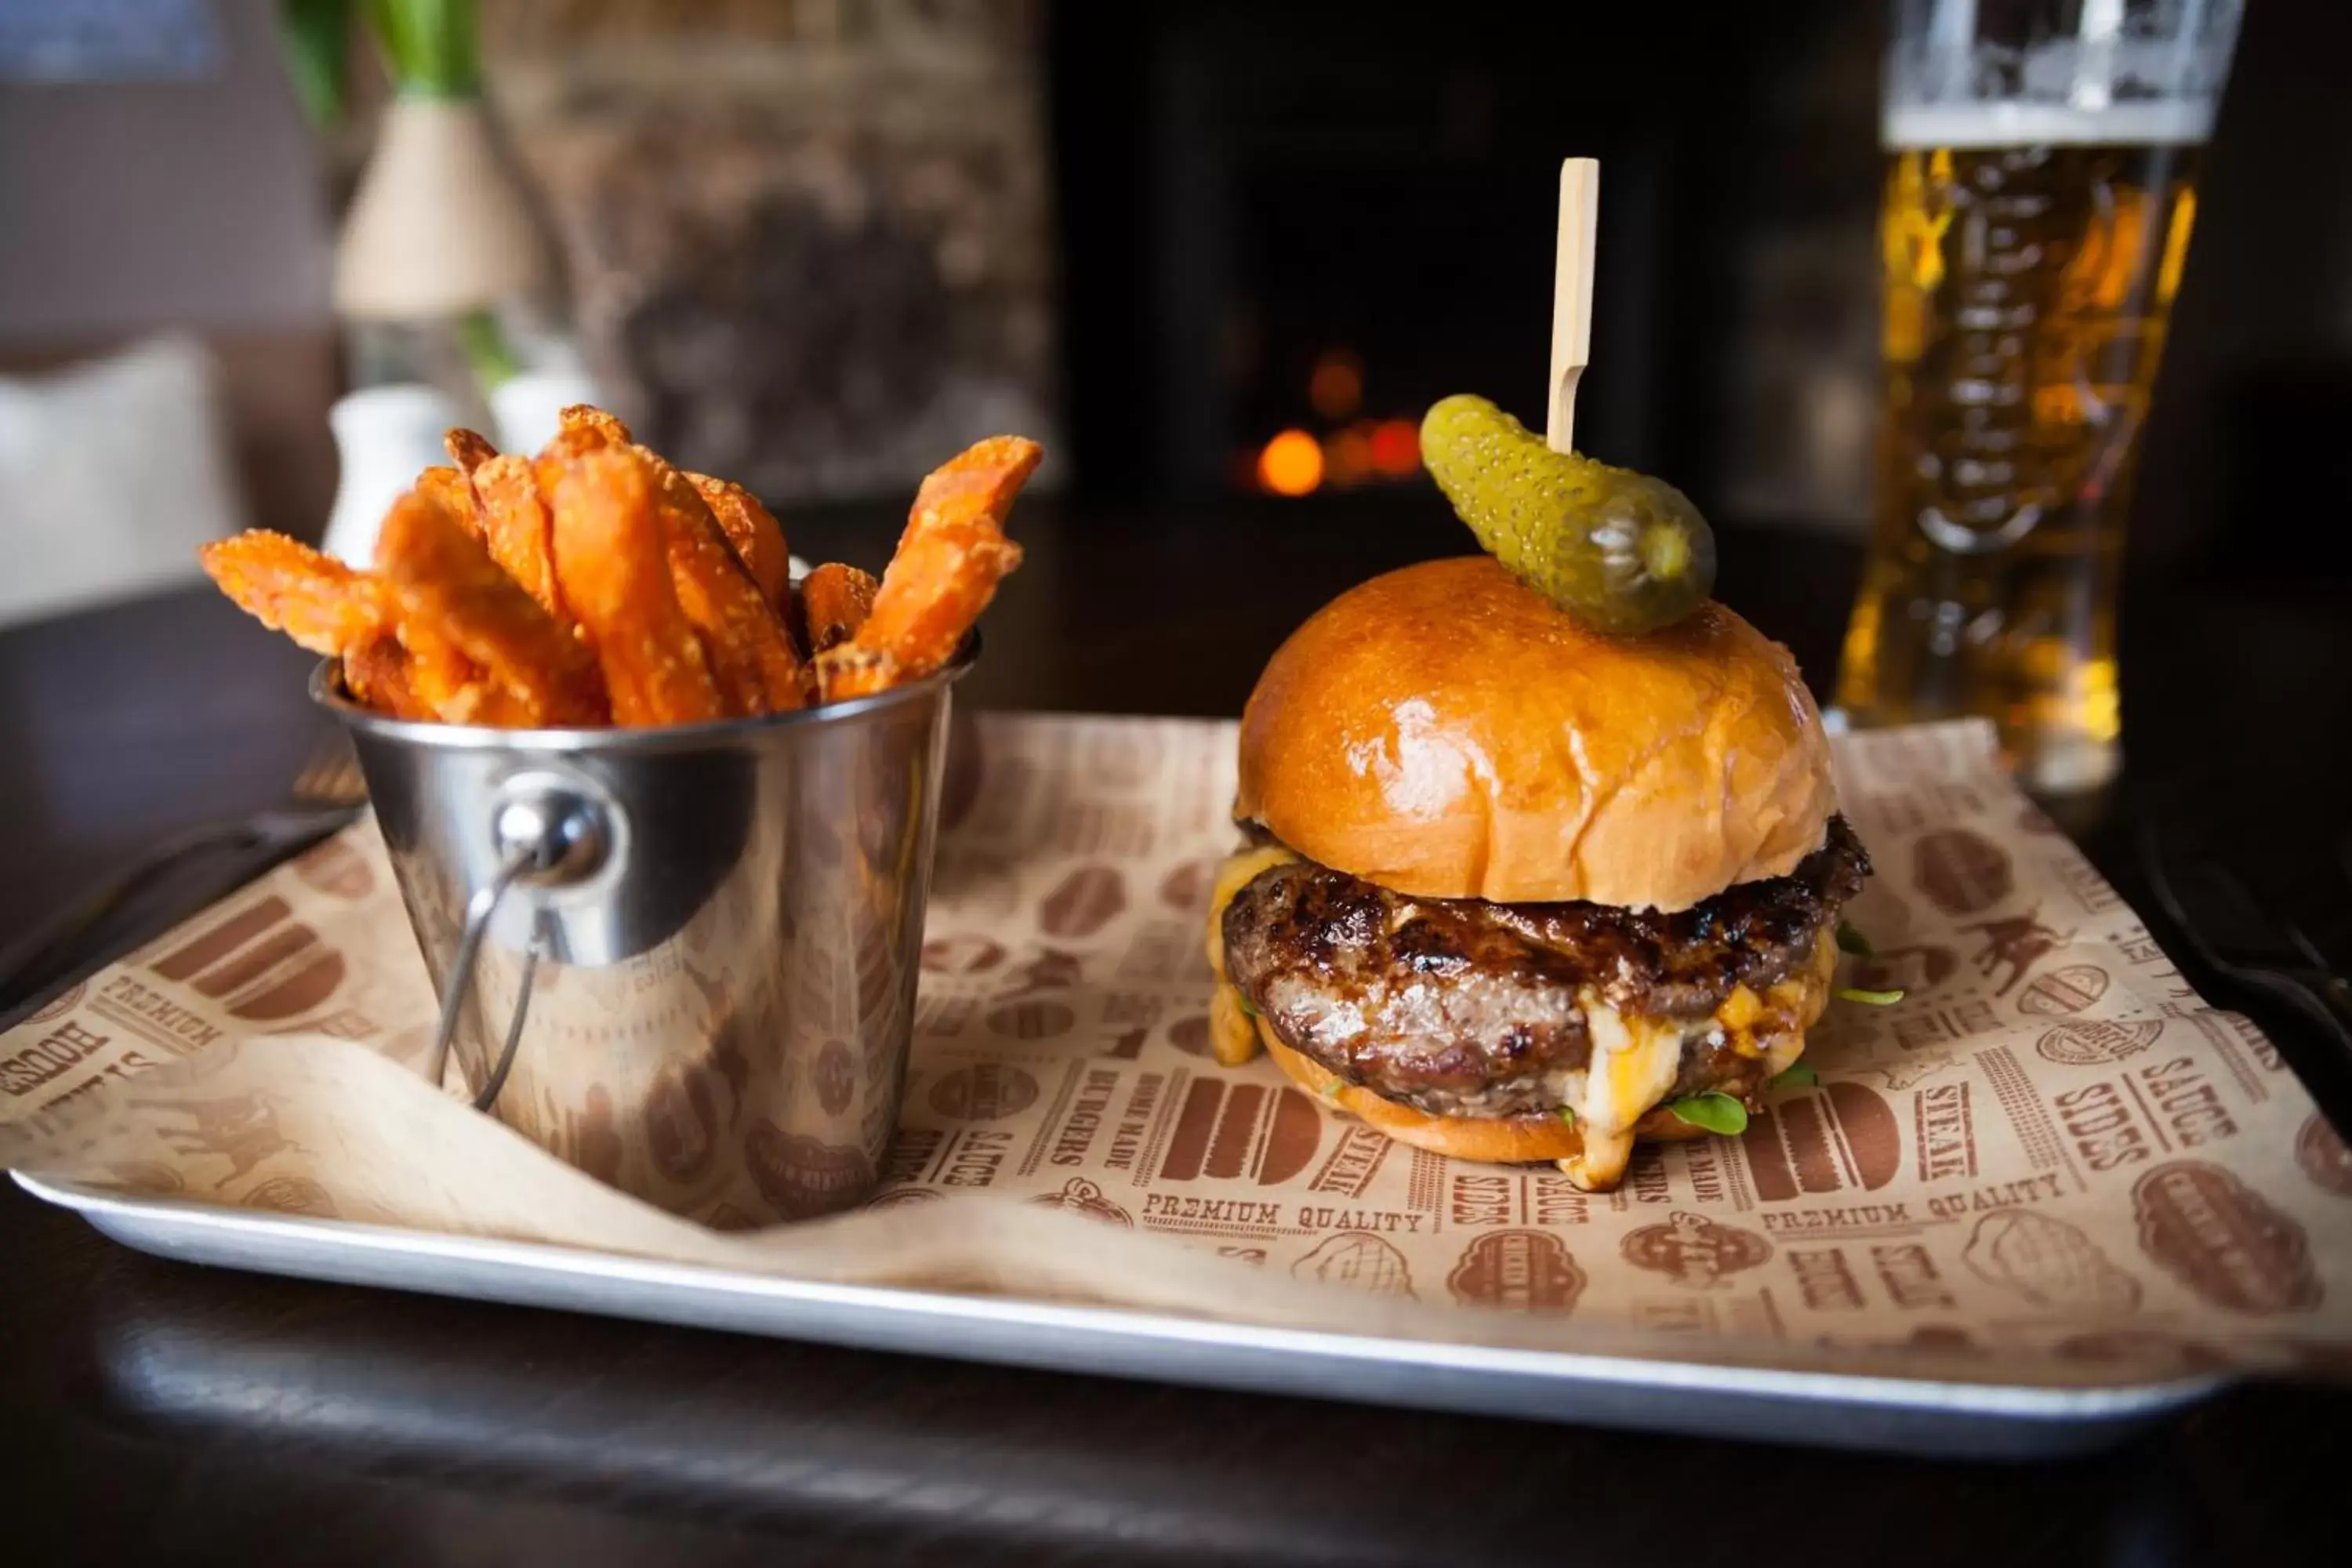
left=1559, top=989, right=1686, bottom=1190
left=1559, top=932, right=1842, bottom=1189
left=1203, top=844, right=1300, bottom=1069
left=1717, top=985, right=1764, bottom=1033
left=1209, top=979, right=1261, bottom=1066
left=1761, top=930, right=1841, bottom=1076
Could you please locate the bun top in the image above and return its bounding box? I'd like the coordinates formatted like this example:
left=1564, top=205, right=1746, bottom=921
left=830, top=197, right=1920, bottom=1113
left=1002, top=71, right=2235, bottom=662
left=1235, top=556, right=1835, bottom=911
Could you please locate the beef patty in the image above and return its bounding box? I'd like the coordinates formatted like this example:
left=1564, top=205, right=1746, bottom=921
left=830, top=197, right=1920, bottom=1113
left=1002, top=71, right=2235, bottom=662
left=1220, top=817, right=1871, bottom=1119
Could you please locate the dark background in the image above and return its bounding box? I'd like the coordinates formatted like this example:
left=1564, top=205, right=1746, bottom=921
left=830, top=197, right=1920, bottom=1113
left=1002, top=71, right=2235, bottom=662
left=1051, top=0, right=1876, bottom=510
left=1049, top=0, right=2352, bottom=590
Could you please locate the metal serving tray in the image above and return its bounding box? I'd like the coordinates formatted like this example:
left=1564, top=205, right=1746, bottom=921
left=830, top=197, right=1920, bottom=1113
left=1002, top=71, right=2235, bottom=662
left=17, top=1172, right=2223, bottom=1459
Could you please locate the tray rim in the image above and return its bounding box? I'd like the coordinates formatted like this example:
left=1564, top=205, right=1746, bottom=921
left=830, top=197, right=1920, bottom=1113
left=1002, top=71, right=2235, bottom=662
left=16, top=1170, right=2230, bottom=1432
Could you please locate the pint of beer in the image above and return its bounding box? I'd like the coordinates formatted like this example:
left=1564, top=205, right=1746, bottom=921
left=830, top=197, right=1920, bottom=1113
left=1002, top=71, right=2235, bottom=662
left=1835, top=0, right=2242, bottom=793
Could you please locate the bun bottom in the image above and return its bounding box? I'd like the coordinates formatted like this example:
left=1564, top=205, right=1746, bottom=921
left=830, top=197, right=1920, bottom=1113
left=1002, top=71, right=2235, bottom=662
left=1258, top=1024, right=1719, bottom=1165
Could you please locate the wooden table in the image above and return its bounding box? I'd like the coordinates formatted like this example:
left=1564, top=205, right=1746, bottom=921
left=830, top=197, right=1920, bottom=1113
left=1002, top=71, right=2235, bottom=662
left=2, top=500, right=2345, bottom=1566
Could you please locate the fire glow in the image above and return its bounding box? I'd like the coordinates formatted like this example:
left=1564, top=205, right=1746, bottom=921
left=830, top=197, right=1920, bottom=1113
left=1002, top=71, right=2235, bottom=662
left=1252, top=349, right=1422, bottom=496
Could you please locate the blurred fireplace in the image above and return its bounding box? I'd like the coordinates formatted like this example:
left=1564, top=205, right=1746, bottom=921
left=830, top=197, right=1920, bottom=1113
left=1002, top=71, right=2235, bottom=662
left=1048, top=0, right=1882, bottom=522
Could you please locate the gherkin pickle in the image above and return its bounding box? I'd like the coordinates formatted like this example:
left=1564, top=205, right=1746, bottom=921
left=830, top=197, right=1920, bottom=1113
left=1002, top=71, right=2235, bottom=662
left=1421, top=394, right=1716, bottom=636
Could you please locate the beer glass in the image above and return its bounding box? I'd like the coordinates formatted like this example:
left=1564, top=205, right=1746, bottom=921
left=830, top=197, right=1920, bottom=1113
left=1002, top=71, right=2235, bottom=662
left=1835, top=0, right=2243, bottom=792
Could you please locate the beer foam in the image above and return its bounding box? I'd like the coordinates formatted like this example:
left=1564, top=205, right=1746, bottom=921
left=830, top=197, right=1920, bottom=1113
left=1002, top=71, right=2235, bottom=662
left=1885, top=100, right=2212, bottom=149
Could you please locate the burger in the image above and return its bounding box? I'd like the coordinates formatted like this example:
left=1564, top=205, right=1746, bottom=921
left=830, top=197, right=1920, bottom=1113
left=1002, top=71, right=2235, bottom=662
left=1203, top=554, right=1871, bottom=1192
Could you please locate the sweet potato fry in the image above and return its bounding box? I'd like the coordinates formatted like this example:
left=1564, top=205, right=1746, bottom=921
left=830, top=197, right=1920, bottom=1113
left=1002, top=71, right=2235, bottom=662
left=342, top=634, right=430, bottom=720
left=818, top=436, right=1042, bottom=699
left=378, top=489, right=609, bottom=728
left=813, top=646, right=893, bottom=702
left=470, top=453, right=569, bottom=623
left=521, top=412, right=640, bottom=619
left=641, top=452, right=808, bottom=714
left=550, top=448, right=724, bottom=727
left=532, top=418, right=619, bottom=510
left=199, top=532, right=388, bottom=656
left=799, top=562, right=878, bottom=654
left=204, top=410, right=1039, bottom=729
left=415, top=465, right=485, bottom=542
left=892, top=434, right=1047, bottom=551
left=686, top=473, right=793, bottom=608
left=445, top=426, right=499, bottom=476
left=397, top=620, right=528, bottom=727
left=560, top=404, right=633, bottom=446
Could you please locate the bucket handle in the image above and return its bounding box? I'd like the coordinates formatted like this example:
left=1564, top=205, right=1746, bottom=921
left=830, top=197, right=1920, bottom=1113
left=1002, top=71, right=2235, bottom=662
left=423, top=772, right=613, bottom=1111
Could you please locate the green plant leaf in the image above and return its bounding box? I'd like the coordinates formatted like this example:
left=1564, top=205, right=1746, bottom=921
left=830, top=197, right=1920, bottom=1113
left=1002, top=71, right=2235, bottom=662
left=1836, top=986, right=1906, bottom=1007
left=364, top=0, right=481, bottom=96
left=456, top=309, right=519, bottom=390
left=278, top=0, right=352, bottom=130
left=1555, top=1105, right=1577, bottom=1128
left=1769, top=1061, right=1820, bottom=1090
left=1835, top=920, right=1873, bottom=956
left=1234, top=990, right=1260, bottom=1018
left=1667, top=1092, right=1748, bottom=1136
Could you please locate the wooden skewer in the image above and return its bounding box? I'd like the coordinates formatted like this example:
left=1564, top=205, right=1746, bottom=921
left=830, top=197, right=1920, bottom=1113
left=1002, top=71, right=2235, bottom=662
left=1546, top=157, right=1600, bottom=456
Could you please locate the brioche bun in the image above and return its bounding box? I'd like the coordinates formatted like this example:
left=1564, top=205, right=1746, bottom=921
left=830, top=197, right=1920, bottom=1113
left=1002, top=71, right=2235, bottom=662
left=1234, top=556, right=1835, bottom=911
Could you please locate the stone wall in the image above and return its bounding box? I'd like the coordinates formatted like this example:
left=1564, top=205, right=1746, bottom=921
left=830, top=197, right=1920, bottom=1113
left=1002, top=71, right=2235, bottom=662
left=483, top=0, right=1058, bottom=503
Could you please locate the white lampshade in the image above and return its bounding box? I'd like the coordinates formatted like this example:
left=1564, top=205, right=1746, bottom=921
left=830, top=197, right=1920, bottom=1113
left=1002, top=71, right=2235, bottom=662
left=333, top=98, right=545, bottom=321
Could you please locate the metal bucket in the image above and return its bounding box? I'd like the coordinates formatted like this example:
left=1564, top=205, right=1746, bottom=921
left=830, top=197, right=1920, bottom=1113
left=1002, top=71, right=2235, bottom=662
left=311, top=648, right=973, bottom=1226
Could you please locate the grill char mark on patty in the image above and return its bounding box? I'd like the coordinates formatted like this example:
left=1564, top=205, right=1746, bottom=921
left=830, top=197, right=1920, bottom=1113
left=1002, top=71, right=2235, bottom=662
left=1220, top=817, right=1871, bottom=1119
